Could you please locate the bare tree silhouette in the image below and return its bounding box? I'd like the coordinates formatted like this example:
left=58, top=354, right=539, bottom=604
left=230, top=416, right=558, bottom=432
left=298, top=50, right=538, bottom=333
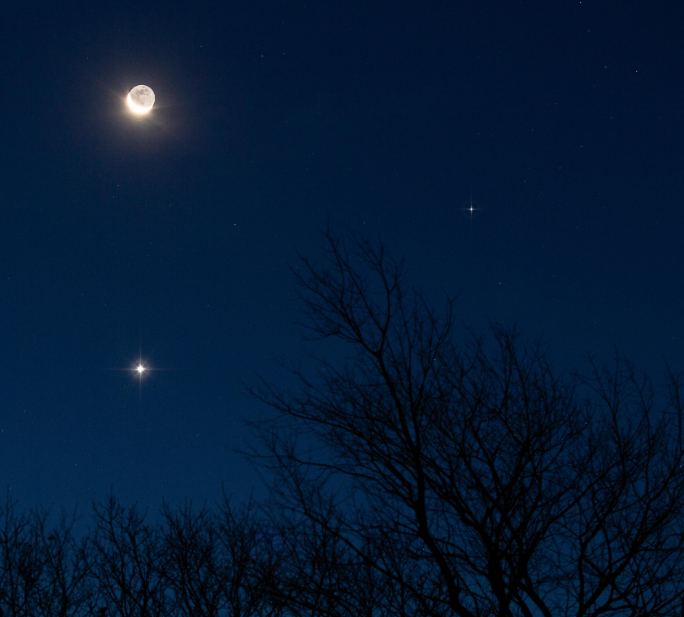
left=0, top=495, right=89, bottom=616
left=86, top=494, right=170, bottom=617
left=0, top=492, right=284, bottom=617
left=160, top=497, right=280, bottom=617
left=250, top=232, right=684, bottom=617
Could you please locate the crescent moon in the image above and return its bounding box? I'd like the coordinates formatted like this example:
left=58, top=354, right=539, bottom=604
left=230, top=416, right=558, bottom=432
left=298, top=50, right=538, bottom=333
left=127, top=85, right=155, bottom=114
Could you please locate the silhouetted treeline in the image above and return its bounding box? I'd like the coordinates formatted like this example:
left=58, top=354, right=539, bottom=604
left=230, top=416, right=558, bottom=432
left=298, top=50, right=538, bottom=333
left=3, top=233, right=684, bottom=617
left=0, top=494, right=276, bottom=617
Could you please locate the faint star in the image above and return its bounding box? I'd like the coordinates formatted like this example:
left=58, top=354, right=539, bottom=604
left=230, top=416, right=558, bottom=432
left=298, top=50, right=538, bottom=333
left=462, top=197, right=481, bottom=221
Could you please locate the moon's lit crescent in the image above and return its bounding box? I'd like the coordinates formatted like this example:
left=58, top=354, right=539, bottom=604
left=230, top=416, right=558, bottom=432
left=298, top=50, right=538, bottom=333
left=127, top=85, right=155, bottom=114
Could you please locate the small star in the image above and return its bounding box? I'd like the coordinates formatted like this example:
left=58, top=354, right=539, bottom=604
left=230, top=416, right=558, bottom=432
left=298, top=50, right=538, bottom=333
left=462, top=197, right=481, bottom=221
left=136, top=364, right=145, bottom=375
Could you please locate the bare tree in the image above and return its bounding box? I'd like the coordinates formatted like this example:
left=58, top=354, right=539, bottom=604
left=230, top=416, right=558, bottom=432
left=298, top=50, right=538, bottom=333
left=250, top=233, right=684, bottom=617
left=160, top=497, right=280, bottom=617
left=86, top=494, right=171, bottom=617
left=160, top=502, right=225, bottom=617
left=0, top=495, right=89, bottom=617
left=263, top=491, right=443, bottom=617
left=0, top=492, right=287, bottom=617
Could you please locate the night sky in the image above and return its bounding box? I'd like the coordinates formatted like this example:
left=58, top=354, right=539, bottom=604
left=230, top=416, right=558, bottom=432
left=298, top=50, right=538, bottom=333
left=1, top=0, right=682, bottom=514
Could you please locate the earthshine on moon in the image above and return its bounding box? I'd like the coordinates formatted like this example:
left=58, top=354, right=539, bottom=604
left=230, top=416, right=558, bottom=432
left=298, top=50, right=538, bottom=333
left=127, top=85, right=155, bottom=114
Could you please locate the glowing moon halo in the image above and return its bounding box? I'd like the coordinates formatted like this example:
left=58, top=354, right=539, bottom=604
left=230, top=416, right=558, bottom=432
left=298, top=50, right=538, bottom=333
left=127, top=85, right=155, bottom=114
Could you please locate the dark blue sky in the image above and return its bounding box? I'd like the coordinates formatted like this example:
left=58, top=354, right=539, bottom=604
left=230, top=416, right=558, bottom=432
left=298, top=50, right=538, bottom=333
left=1, top=0, right=682, bottom=513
